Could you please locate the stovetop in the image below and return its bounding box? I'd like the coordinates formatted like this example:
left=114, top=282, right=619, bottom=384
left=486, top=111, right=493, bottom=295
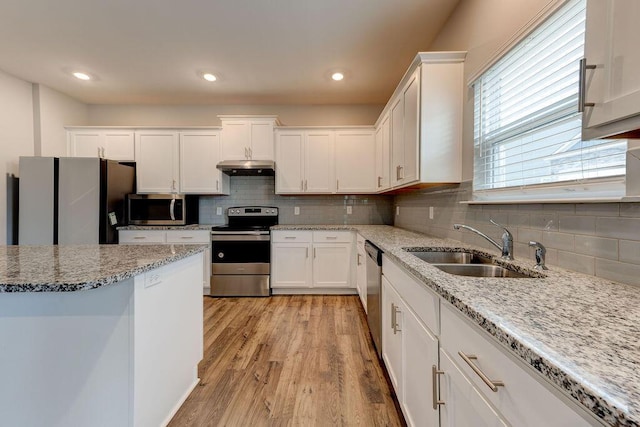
left=211, top=206, right=279, bottom=232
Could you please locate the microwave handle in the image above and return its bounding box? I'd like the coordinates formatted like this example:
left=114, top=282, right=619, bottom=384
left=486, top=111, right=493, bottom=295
left=170, top=199, right=176, bottom=221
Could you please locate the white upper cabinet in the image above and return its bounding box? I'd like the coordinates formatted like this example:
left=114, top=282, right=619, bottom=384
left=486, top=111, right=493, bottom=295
left=382, top=52, right=465, bottom=190
left=135, top=131, right=180, bottom=194
left=219, top=116, right=279, bottom=161
left=583, top=0, right=640, bottom=139
left=179, top=130, right=229, bottom=195
left=305, top=130, right=335, bottom=193
left=275, top=128, right=335, bottom=194
left=335, top=129, right=376, bottom=193
left=375, top=114, right=391, bottom=191
left=68, top=128, right=135, bottom=161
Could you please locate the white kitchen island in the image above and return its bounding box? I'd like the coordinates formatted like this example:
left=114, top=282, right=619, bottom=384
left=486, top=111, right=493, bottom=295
left=0, top=244, right=206, bottom=427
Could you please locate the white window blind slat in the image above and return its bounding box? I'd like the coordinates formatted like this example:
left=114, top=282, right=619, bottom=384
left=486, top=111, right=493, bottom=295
left=473, top=0, right=626, bottom=196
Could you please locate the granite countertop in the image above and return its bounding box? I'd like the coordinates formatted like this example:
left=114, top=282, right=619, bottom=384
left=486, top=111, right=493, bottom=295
left=118, top=224, right=212, bottom=231
left=273, top=224, right=639, bottom=427
left=0, top=244, right=207, bottom=293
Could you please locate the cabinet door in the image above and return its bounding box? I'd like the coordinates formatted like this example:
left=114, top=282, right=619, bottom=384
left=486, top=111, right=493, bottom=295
left=312, top=243, right=352, bottom=288
left=180, top=131, right=229, bottom=194
left=439, top=349, right=508, bottom=427
left=335, top=130, right=376, bottom=193
left=271, top=243, right=312, bottom=288
left=584, top=0, right=640, bottom=133
left=390, top=96, right=404, bottom=187
left=221, top=121, right=250, bottom=160
left=356, top=246, right=367, bottom=312
left=135, top=131, right=179, bottom=194
left=275, top=131, right=304, bottom=193
left=382, top=276, right=403, bottom=400
left=401, top=71, right=419, bottom=185
left=403, top=307, right=439, bottom=427
left=249, top=121, right=275, bottom=160
left=104, top=131, right=135, bottom=161
left=375, top=115, right=391, bottom=191
left=305, top=130, right=334, bottom=193
left=69, top=131, right=102, bottom=158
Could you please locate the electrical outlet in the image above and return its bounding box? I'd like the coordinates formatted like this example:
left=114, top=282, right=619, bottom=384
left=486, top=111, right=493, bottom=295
left=347, top=206, right=352, bottom=214
left=396, top=206, right=400, bottom=216
left=429, top=206, right=434, bottom=220
left=216, top=207, right=222, bottom=215
left=294, top=206, right=300, bottom=215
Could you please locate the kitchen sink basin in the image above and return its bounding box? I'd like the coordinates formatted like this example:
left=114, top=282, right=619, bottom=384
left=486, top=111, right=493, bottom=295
left=431, top=264, right=533, bottom=278
left=406, top=250, right=493, bottom=265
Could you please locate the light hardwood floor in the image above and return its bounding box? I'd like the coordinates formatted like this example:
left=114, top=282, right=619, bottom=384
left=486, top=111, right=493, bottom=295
left=168, top=295, right=405, bottom=427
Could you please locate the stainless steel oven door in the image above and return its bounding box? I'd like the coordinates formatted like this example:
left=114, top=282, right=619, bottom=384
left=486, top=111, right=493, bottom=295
left=210, top=232, right=271, bottom=297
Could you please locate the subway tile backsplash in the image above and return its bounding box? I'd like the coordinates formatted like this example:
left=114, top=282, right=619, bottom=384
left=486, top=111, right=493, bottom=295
left=199, top=176, right=393, bottom=226
left=394, top=182, right=640, bottom=287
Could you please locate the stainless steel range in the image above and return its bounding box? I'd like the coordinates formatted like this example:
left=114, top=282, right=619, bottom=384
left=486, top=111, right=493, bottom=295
left=210, top=206, right=278, bottom=297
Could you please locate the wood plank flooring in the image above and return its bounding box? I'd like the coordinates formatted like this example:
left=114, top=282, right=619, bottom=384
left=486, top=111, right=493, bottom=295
left=169, top=295, right=405, bottom=427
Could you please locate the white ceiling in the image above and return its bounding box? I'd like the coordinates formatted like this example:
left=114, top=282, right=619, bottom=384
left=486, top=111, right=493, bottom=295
left=0, top=0, right=460, bottom=105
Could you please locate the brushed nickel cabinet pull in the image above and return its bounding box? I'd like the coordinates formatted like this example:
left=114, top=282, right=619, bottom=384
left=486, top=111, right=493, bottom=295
left=336, top=179, right=339, bottom=191
left=357, top=253, right=362, bottom=265
left=398, top=166, right=404, bottom=180
left=432, top=365, right=445, bottom=409
left=458, top=352, right=504, bottom=392
left=378, top=176, right=382, bottom=188
left=301, top=180, right=304, bottom=191
left=304, top=180, right=308, bottom=191
left=392, top=303, right=401, bottom=334
left=578, top=58, right=596, bottom=112
left=306, top=247, right=309, bottom=258
left=391, top=303, right=396, bottom=329
left=313, top=247, right=316, bottom=258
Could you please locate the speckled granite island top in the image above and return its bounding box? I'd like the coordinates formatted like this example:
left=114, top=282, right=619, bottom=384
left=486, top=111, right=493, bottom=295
left=273, top=225, right=640, bottom=427
left=0, top=244, right=207, bottom=293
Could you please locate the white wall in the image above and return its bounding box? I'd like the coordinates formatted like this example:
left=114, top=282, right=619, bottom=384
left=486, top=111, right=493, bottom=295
left=87, top=104, right=383, bottom=127
left=36, top=85, right=89, bottom=157
left=427, top=0, right=552, bottom=180
left=0, top=70, right=35, bottom=244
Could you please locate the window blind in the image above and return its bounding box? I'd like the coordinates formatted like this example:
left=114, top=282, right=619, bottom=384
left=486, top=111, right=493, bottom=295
left=473, top=0, right=626, bottom=196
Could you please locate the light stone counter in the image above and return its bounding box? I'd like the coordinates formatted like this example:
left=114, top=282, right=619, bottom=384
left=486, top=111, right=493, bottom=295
left=273, top=224, right=640, bottom=427
left=0, top=244, right=207, bottom=292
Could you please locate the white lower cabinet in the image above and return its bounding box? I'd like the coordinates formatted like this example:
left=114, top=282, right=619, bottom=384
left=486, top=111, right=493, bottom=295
left=382, top=272, right=439, bottom=427
left=119, top=229, right=211, bottom=293
left=355, top=234, right=367, bottom=311
left=439, top=348, right=508, bottom=427
left=381, top=255, right=602, bottom=427
left=271, top=230, right=354, bottom=292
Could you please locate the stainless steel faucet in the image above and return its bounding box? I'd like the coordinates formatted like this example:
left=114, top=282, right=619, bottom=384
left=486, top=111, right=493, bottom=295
left=528, top=241, right=548, bottom=270
left=453, top=219, right=514, bottom=260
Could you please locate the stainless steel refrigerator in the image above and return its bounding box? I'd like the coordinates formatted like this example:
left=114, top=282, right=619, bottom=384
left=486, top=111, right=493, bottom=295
left=18, top=157, right=135, bottom=245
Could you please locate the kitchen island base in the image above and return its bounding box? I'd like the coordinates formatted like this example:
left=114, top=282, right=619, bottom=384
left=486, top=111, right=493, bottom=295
left=0, top=252, right=204, bottom=427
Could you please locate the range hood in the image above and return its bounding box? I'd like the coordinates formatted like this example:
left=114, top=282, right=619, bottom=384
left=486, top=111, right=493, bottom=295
left=216, top=160, right=275, bottom=176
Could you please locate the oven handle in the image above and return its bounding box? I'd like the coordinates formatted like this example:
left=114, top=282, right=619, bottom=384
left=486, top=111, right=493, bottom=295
left=211, top=234, right=271, bottom=241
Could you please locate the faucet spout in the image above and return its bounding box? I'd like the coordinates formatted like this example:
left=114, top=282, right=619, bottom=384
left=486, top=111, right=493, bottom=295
left=453, top=221, right=514, bottom=260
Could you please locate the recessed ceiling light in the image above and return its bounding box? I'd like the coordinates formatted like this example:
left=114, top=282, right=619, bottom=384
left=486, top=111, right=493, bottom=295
left=203, top=73, right=217, bottom=82
left=72, top=72, right=91, bottom=81
left=331, top=72, right=344, bottom=81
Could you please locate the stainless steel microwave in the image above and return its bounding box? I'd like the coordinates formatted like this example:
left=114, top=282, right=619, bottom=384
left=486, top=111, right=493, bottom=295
left=127, top=194, right=199, bottom=225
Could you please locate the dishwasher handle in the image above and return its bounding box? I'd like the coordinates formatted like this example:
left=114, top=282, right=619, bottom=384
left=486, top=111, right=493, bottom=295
left=364, top=240, right=383, bottom=266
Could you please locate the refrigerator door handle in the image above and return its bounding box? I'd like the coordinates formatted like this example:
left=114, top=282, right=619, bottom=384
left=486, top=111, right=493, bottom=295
left=170, top=198, right=176, bottom=221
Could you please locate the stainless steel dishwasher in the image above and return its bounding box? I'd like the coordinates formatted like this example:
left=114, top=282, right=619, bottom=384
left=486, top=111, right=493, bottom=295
left=365, top=240, right=383, bottom=359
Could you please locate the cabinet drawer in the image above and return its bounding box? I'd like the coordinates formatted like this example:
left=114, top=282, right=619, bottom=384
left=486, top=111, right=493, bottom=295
left=382, top=255, right=439, bottom=336
left=440, top=304, right=592, bottom=427
left=272, top=230, right=312, bottom=243
left=312, top=230, right=353, bottom=243
left=166, top=230, right=210, bottom=243
left=119, top=230, right=166, bottom=244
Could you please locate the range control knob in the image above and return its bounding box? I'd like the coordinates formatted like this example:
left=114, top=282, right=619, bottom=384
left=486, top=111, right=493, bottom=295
left=217, top=252, right=224, bottom=259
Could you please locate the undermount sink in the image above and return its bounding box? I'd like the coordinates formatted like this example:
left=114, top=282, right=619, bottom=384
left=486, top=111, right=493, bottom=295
left=404, top=249, right=536, bottom=278
left=431, top=264, right=533, bottom=278
left=407, top=250, right=493, bottom=265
